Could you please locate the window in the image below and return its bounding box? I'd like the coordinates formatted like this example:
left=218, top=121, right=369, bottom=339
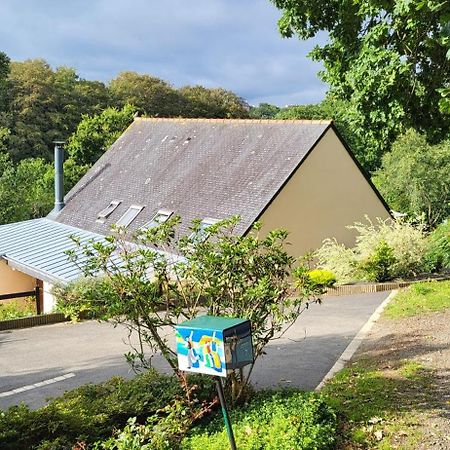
left=190, top=218, right=219, bottom=242
left=115, top=205, right=144, bottom=228
left=142, top=209, right=173, bottom=230
left=96, top=200, right=121, bottom=223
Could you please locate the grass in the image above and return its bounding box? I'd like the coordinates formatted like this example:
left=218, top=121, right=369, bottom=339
left=384, top=280, right=450, bottom=319
left=322, top=360, right=431, bottom=449
left=0, top=297, right=36, bottom=321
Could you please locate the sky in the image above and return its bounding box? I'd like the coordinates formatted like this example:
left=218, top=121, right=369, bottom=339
left=0, top=0, right=327, bottom=106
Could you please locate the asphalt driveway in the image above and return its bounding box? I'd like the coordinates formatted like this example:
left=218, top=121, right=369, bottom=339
left=0, top=291, right=390, bottom=409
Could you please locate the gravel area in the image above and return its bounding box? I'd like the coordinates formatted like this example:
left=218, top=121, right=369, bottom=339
left=353, top=308, right=450, bottom=449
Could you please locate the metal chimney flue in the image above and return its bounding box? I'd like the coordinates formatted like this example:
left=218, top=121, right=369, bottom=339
left=53, top=141, right=65, bottom=213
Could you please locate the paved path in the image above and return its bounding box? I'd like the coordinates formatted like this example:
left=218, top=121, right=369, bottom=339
left=0, top=291, right=389, bottom=409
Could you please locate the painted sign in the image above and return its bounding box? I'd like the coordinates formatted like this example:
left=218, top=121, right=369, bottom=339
left=175, top=327, right=227, bottom=377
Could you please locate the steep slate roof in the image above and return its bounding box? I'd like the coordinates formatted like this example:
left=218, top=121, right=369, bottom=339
left=56, top=118, right=332, bottom=236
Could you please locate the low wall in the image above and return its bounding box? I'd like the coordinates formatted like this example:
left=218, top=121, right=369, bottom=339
left=0, top=313, right=67, bottom=331
left=325, top=276, right=450, bottom=296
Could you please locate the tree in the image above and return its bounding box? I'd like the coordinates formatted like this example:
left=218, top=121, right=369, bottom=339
left=110, top=71, right=184, bottom=117
left=249, top=103, right=280, bottom=119
left=0, top=152, right=54, bottom=224
left=271, top=0, right=450, bottom=170
left=179, top=86, right=249, bottom=118
left=0, top=51, right=10, bottom=111
left=276, top=98, right=372, bottom=170
left=3, top=59, right=110, bottom=161
left=57, top=217, right=321, bottom=402
left=66, top=105, right=135, bottom=167
left=373, top=129, right=450, bottom=228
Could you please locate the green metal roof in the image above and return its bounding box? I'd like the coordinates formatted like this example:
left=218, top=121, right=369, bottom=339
left=177, top=315, right=248, bottom=332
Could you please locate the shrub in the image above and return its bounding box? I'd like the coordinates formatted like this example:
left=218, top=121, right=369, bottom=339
left=60, top=216, right=322, bottom=402
left=0, top=297, right=35, bottom=321
left=358, top=241, right=396, bottom=282
left=349, top=217, right=428, bottom=278
left=316, top=217, right=429, bottom=283
left=307, top=269, right=337, bottom=288
left=181, top=390, right=337, bottom=450
left=425, top=220, right=450, bottom=271
left=0, top=370, right=206, bottom=450
left=315, top=238, right=358, bottom=284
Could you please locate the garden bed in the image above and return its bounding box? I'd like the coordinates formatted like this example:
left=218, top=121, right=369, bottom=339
left=0, top=312, right=68, bottom=331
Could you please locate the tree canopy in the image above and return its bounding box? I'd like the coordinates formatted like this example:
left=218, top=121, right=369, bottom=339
left=373, top=129, right=450, bottom=228
left=271, top=0, right=450, bottom=170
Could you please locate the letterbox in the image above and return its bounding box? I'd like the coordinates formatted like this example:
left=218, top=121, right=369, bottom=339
left=175, top=315, right=253, bottom=377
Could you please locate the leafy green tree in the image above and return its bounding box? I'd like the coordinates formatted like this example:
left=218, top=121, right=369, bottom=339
left=4, top=59, right=110, bottom=161
left=179, top=85, right=249, bottom=118
left=373, top=129, right=450, bottom=228
left=0, top=51, right=10, bottom=111
left=110, top=71, right=184, bottom=117
left=0, top=153, right=53, bottom=224
left=276, top=98, right=373, bottom=170
left=58, top=217, right=321, bottom=402
left=249, top=102, right=280, bottom=119
left=271, top=0, right=450, bottom=170
left=66, top=105, right=135, bottom=167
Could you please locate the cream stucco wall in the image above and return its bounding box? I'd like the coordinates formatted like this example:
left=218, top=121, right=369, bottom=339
left=0, top=260, right=36, bottom=298
left=258, top=128, right=391, bottom=257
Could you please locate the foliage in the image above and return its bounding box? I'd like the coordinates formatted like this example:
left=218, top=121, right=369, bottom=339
left=0, top=152, right=54, bottom=224
left=181, top=390, right=337, bottom=450
left=271, top=0, right=450, bottom=169
left=0, top=297, right=35, bottom=321
left=57, top=216, right=321, bottom=402
left=179, top=85, right=249, bottom=118
left=110, top=72, right=184, bottom=117
left=0, top=370, right=201, bottom=450
left=315, top=238, right=358, bottom=284
left=358, top=241, right=396, bottom=282
left=109, top=72, right=249, bottom=119
left=307, top=269, right=337, bottom=288
left=425, top=220, right=450, bottom=271
left=249, top=102, right=281, bottom=119
left=316, top=218, right=429, bottom=283
left=276, top=97, right=376, bottom=170
left=2, top=59, right=110, bottom=161
left=66, top=105, right=135, bottom=166
left=373, top=130, right=450, bottom=228
left=384, top=280, right=450, bottom=319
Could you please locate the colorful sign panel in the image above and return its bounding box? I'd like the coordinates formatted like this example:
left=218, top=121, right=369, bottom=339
left=175, top=327, right=227, bottom=377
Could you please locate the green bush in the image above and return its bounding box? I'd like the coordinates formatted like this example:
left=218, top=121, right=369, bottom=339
left=316, top=217, right=429, bottom=283
left=181, top=390, right=337, bottom=450
left=358, top=241, right=396, bottom=282
left=307, top=269, right=337, bottom=288
left=425, top=220, right=450, bottom=271
left=0, top=370, right=203, bottom=450
left=0, top=297, right=35, bottom=321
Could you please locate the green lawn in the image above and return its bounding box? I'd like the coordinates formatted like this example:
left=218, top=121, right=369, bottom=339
left=384, top=280, right=450, bottom=319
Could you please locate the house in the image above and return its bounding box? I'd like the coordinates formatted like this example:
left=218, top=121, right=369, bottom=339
left=0, top=118, right=391, bottom=313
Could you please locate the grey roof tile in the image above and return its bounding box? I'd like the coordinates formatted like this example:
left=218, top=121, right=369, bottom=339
left=56, top=118, right=331, bottom=237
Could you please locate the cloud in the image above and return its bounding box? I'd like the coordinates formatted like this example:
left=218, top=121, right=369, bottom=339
left=0, top=0, right=328, bottom=105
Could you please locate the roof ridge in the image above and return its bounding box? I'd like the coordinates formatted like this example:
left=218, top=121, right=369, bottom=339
left=134, top=117, right=333, bottom=125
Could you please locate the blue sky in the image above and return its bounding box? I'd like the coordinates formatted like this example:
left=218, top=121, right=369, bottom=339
left=0, top=0, right=327, bottom=106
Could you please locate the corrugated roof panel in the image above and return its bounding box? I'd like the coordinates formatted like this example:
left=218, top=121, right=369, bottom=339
left=0, top=218, right=179, bottom=285
left=0, top=218, right=106, bottom=284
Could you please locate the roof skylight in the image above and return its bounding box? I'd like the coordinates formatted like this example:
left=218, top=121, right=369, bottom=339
left=190, top=218, right=219, bottom=242
left=96, top=200, right=121, bottom=223
left=142, top=209, right=173, bottom=230
left=115, top=205, right=144, bottom=228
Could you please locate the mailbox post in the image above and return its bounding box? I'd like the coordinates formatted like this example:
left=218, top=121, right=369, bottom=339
left=175, top=315, right=254, bottom=450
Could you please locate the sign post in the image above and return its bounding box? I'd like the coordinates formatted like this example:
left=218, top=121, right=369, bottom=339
left=175, top=315, right=253, bottom=450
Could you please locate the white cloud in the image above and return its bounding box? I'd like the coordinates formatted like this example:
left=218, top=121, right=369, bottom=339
left=0, top=0, right=328, bottom=105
